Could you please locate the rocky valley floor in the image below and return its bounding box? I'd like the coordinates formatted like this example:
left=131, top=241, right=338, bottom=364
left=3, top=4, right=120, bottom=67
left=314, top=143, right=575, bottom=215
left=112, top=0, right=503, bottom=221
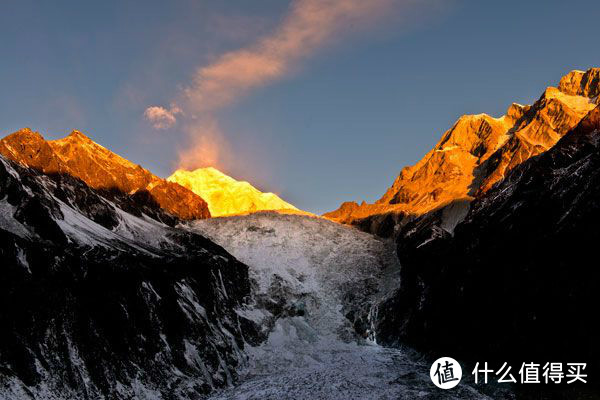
left=189, top=212, right=489, bottom=400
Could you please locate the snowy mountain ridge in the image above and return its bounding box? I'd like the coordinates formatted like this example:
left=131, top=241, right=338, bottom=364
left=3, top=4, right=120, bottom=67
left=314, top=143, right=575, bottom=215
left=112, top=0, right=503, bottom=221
left=168, top=167, right=300, bottom=217
left=0, top=152, right=491, bottom=399
left=0, top=153, right=255, bottom=399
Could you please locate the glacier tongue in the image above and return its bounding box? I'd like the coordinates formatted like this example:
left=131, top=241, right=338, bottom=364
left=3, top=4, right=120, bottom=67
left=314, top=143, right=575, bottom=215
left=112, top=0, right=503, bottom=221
left=189, top=212, right=488, bottom=399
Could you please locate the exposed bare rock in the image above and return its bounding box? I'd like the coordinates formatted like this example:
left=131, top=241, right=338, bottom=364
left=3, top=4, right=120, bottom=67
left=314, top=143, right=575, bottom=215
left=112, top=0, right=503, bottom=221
left=477, top=84, right=598, bottom=193
left=0, top=154, right=254, bottom=399
left=49, top=130, right=156, bottom=193
left=325, top=68, right=600, bottom=235
left=0, top=128, right=64, bottom=174
left=558, top=67, right=600, bottom=98
left=375, top=105, right=600, bottom=383
left=0, top=129, right=210, bottom=221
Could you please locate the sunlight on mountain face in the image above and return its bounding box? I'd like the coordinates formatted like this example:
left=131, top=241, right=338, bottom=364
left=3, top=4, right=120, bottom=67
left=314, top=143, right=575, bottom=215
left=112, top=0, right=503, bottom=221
left=168, top=167, right=300, bottom=217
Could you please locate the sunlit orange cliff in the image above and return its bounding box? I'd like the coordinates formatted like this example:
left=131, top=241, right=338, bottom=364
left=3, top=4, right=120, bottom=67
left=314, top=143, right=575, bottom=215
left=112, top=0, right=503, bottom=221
left=324, top=67, right=600, bottom=234
left=0, top=129, right=211, bottom=220
left=0, top=129, right=301, bottom=220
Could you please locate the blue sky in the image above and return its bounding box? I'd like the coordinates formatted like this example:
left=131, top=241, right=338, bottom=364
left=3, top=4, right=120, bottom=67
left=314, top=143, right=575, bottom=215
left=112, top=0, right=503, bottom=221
left=1, top=0, right=599, bottom=214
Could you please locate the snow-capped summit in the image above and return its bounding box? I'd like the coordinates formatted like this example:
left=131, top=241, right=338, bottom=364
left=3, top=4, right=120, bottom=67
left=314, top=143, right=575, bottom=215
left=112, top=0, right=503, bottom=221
left=168, top=167, right=300, bottom=217
left=0, top=128, right=302, bottom=220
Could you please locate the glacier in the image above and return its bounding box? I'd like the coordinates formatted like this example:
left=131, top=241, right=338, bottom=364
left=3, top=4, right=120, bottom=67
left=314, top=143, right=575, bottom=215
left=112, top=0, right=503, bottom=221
left=188, top=212, right=489, bottom=399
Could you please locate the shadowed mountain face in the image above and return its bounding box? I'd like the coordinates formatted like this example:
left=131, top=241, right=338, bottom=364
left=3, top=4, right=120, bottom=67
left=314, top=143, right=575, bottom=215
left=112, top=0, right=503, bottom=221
left=325, top=68, right=600, bottom=236
left=0, top=129, right=210, bottom=221
left=374, top=105, right=600, bottom=381
left=0, top=153, right=256, bottom=399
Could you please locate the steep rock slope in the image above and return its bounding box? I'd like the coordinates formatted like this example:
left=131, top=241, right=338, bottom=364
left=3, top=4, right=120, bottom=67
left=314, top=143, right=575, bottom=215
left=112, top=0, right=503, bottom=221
left=168, top=167, right=299, bottom=217
left=0, top=129, right=210, bottom=221
left=325, top=68, right=600, bottom=235
left=375, top=105, right=600, bottom=377
left=0, top=154, right=254, bottom=399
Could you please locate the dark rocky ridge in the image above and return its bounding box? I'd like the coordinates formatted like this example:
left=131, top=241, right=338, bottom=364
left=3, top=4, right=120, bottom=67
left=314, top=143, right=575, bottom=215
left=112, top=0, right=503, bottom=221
left=375, top=105, right=600, bottom=383
left=0, top=154, right=256, bottom=399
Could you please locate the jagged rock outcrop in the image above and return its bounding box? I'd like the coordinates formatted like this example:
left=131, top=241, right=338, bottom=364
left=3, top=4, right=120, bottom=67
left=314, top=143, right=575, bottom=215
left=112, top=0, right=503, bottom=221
left=476, top=83, right=598, bottom=194
left=558, top=68, right=600, bottom=97
left=0, top=153, right=256, bottom=399
left=0, top=129, right=210, bottom=221
left=0, top=128, right=65, bottom=174
left=323, top=201, right=409, bottom=238
left=168, top=167, right=299, bottom=217
left=374, top=105, right=600, bottom=379
left=325, top=68, right=600, bottom=236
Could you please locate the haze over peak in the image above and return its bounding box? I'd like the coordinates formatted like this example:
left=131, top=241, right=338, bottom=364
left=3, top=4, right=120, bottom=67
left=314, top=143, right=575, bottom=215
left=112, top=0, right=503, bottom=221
left=168, top=167, right=300, bottom=217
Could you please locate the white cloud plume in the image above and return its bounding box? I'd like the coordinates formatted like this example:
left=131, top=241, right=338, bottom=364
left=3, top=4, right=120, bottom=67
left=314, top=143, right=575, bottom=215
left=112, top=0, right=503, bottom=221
left=144, top=105, right=182, bottom=129
left=146, top=0, right=429, bottom=169
left=184, top=0, right=396, bottom=113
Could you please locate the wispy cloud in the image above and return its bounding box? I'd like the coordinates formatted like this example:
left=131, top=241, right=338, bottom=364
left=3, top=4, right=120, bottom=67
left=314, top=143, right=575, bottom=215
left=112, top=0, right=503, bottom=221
left=145, top=0, right=424, bottom=170
left=177, top=117, right=230, bottom=170
left=184, top=0, right=395, bottom=113
left=144, top=105, right=182, bottom=129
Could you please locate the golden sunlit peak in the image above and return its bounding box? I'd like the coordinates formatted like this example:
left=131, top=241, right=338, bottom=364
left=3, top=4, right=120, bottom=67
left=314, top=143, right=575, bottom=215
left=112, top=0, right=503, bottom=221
left=167, top=167, right=300, bottom=217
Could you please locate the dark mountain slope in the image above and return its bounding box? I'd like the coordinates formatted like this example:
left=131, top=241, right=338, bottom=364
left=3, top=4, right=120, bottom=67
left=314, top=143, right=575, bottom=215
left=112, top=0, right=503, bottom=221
left=0, top=154, right=255, bottom=399
left=375, top=105, right=600, bottom=376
